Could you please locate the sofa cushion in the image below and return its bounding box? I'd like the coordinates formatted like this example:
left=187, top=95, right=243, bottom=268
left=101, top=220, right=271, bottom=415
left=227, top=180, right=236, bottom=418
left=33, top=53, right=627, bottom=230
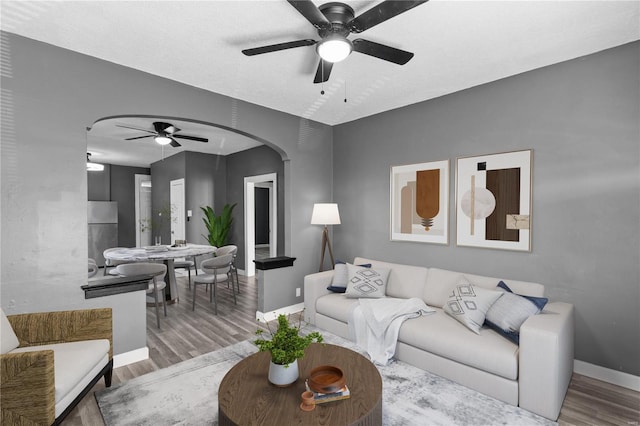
left=1, top=309, right=20, bottom=354
left=443, top=281, right=503, bottom=334
left=315, top=293, right=360, bottom=323
left=11, top=339, right=110, bottom=406
left=354, top=257, right=428, bottom=299
left=345, top=264, right=390, bottom=299
left=485, top=281, right=548, bottom=344
left=398, top=309, right=519, bottom=380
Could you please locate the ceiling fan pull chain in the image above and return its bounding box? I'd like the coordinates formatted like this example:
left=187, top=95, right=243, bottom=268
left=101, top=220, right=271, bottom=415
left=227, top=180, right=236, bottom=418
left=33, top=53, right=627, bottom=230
left=321, top=61, right=325, bottom=95
left=344, top=81, right=347, bottom=103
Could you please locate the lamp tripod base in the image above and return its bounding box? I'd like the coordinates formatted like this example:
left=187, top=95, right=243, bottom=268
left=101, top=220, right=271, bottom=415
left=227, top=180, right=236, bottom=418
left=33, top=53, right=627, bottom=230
left=319, top=226, right=335, bottom=272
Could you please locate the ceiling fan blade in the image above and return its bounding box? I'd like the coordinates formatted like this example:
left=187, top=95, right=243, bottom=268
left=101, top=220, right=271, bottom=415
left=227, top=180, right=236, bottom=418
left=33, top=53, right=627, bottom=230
left=313, top=59, right=333, bottom=84
left=125, top=135, right=154, bottom=141
left=287, top=1, right=331, bottom=30
left=174, top=134, right=208, bottom=143
left=349, top=0, right=428, bottom=33
left=116, top=124, right=155, bottom=134
left=352, top=39, right=414, bottom=65
left=170, top=138, right=181, bottom=148
left=242, top=39, right=316, bottom=56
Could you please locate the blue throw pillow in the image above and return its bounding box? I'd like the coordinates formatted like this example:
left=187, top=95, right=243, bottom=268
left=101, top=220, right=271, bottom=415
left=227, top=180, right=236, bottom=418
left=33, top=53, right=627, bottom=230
left=485, top=281, right=548, bottom=345
left=326, top=260, right=371, bottom=293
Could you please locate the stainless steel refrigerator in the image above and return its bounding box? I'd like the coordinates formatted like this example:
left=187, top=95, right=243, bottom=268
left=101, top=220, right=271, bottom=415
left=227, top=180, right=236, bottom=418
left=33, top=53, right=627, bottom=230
left=88, top=201, right=118, bottom=267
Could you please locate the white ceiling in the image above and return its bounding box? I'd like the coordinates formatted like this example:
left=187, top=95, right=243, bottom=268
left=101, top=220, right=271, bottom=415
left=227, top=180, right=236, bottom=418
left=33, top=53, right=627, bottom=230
left=2, top=1, right=638, bottom=167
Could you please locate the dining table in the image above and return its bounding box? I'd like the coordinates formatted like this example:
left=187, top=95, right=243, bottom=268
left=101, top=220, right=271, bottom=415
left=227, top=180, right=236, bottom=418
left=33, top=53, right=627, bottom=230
left=104, top=244, right=217, bottom=302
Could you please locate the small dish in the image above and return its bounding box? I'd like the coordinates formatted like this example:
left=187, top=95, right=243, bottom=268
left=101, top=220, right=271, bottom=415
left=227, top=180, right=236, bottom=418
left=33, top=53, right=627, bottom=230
left=308, top=365, right=345, bottom=394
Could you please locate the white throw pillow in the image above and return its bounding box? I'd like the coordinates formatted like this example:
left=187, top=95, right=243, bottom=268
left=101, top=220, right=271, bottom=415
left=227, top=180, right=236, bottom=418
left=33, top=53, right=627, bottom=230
left=1, top=308, right=20, bottom=354
left=345, top=264, right=390, bottom=299
left=443, top=280, right=503, bottom=334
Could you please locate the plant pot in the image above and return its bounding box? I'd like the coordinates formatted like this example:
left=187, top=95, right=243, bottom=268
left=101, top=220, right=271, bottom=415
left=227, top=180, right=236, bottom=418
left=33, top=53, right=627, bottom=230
left=268, top=359, right=299, bottom=387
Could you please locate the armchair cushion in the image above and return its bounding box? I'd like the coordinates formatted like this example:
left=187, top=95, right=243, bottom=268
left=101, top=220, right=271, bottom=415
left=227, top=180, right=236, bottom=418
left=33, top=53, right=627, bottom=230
left=11, top=339, right=110, bottom=415
left=0, top=309, right=19, bottom=354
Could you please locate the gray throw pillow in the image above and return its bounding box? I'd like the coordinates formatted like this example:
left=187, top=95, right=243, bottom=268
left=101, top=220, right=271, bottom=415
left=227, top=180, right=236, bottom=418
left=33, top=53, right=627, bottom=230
left=345, top=264, right=390, bottom=299
left=443, top=280, right=503, bottom=334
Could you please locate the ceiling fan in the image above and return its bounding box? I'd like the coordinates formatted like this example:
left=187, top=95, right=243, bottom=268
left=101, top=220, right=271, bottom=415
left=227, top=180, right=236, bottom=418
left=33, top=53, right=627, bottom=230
left=242, top=0, right=428, bottom=83
left=116, top=121, right=208, bottom=147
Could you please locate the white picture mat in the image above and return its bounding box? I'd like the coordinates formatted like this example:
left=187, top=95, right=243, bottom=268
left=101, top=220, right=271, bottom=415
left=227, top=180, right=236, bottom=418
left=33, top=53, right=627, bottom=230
left=456, top=150, right=532, bottom=251
left=390, top=160, right=449, bottom=244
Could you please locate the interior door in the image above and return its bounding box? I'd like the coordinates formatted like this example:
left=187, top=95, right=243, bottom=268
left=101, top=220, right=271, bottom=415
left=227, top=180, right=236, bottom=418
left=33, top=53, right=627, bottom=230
left=170, top=178, right=185, bottom=244
left=135, top=174, right=152, bottom=247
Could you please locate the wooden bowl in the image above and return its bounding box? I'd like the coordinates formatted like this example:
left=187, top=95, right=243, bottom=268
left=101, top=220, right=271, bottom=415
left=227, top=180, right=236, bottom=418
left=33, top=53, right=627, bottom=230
left=308, top=365, right=346, bottom=394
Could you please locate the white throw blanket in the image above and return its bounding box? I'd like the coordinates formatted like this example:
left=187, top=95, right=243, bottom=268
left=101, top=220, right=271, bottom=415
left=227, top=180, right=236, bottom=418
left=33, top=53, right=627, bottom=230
left=348, top=297, right=435, bottom=365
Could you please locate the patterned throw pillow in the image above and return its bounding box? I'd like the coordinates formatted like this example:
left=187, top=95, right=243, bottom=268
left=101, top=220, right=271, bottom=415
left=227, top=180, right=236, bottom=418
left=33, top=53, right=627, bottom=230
left=443, top=280, right=504, bottom=334
left=344, top=264, right=390, bottom=299
left=485, top=281, right=548, bottom=344
left=327, top=261, right=371, bottom=293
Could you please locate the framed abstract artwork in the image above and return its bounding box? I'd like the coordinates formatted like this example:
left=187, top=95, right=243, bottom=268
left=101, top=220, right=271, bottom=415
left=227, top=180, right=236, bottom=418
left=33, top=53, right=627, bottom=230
left=390, top=160, right=449, bottom=244
left=455, top=150, right=532, bottom=251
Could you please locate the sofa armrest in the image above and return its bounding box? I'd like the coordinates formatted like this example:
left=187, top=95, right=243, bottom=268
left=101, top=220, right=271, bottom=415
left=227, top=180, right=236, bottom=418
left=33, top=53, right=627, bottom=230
left=0, top=350, right=56, bottom=425
left=8, top=308, right=113, bottom=358
left=304, top=270, right=334, bottom=325
left=518, top=302, right=574, bottom=420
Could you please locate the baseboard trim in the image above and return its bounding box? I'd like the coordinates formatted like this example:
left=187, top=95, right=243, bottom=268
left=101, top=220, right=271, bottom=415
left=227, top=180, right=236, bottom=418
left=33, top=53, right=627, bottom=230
left=113, top=347, right=149, bottom=368
left=256, top=303, right=305, bottom=322
left=574, top=360, right=640, bottom=391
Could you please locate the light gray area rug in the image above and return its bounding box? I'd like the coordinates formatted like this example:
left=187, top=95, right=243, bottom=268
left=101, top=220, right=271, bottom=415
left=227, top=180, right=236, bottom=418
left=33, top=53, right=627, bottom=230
left=96, top=330, right=557, bottom=426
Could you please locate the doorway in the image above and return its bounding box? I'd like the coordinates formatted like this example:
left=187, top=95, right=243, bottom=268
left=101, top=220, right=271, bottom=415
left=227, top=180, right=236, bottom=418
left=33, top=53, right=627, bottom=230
left=245, top=173, right=277, bottom=276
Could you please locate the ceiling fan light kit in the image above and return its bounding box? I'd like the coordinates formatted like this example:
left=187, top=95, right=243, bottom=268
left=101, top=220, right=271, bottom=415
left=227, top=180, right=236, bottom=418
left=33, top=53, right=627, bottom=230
left=86, top=153, right=104, bottom=171
left=242, top=0, right=428, bottom=84
left=154, top=134, right=173, bottom=145
left=317, top=36, right=352, bottom=63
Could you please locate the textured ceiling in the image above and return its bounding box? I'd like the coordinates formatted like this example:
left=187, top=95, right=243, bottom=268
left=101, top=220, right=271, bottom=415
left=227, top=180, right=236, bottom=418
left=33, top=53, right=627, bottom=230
left=2, top=1, right=638, bottom=166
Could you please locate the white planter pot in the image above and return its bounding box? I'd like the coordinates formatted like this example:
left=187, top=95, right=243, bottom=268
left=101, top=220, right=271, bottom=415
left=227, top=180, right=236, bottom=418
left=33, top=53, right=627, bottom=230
left=268, top=359, right=299, bottom=387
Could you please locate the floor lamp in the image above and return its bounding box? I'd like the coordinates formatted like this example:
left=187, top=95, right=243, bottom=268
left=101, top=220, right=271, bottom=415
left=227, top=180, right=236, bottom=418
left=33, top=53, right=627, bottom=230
left=311, top=203, right=341, bottom=272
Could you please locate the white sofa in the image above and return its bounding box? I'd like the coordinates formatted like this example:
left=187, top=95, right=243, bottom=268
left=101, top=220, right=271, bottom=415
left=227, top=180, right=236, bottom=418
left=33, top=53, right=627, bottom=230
left=304, top=257, right=574, bottom=421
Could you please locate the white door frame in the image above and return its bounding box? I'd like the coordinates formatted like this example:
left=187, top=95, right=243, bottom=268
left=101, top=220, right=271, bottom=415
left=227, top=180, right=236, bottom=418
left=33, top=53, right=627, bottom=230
left=245, top=173, right=277, bottom=277
left=134, top=174, right=152, bottom=247
left=170, top=178, right=186, bottom=245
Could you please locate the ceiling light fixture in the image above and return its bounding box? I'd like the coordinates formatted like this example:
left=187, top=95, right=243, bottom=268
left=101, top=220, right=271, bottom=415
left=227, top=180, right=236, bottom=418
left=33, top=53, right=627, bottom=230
left=86, top=153, right=104, bottom=172
left=317, top=36, right=352, bottom=63
left=154, top=133, right=172, bottom=145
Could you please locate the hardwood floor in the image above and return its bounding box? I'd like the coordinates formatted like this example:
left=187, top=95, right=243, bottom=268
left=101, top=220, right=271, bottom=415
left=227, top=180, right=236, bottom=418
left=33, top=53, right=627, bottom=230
left=63, top=274, right=639, bottom=425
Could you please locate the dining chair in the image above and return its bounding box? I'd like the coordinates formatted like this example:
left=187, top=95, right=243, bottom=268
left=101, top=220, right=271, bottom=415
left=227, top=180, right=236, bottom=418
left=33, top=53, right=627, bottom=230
left=103, top=247, right=134, bottom=276
left=115, top=262, right=167, bottom=328
left=88, top=258, right=99, bottom=278
left=192, top=253, right=235, bottom=314
left=215, top=245, right=240, bottom=294
left=174, top=255, right=199, bottom=290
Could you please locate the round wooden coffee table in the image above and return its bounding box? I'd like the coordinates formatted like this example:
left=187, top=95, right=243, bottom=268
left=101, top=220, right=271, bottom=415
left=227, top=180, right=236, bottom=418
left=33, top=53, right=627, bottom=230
left=218, top=343, right=382, bottom=425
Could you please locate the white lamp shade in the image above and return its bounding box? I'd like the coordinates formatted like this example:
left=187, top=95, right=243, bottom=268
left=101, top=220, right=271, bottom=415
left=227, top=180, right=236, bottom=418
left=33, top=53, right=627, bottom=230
left=311, top=203, right=341, bottom=225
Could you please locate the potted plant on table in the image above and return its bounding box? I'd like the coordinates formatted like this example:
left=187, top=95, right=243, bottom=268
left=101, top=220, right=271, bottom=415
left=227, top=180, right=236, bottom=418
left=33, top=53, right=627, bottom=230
left=255, top=314, right=323, bottom=386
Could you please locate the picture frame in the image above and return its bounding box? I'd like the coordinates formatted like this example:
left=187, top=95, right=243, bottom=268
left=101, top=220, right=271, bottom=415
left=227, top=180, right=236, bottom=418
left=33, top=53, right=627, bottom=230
left=455, top=150, right=532, bottom=251
left=390, top=160, right=449, bottom=244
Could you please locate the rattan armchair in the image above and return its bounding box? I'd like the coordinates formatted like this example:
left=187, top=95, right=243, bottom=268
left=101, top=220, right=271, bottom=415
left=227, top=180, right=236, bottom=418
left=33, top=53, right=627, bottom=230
left=0, top=308, right=113, bottom=425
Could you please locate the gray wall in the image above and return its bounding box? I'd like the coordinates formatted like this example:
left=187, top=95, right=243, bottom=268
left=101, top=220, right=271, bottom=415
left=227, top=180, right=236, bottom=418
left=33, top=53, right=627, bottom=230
left=333, top=42, right=640, bottom=375
left=184, top=151, right=226, bottom=245
left=87, top=164, right=111, bottom=201
left=226, top=145, right=286, bottom=267
left=111, top=165, right=151, bottom=247
left=1, top=33, right=333, bottom=356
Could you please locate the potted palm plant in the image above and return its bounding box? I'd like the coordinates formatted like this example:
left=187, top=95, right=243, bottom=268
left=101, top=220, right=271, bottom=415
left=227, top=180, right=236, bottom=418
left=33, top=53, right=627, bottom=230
left=255, top=314, right=323, bottom=386
left=201, top=203, right=236, bottom=247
